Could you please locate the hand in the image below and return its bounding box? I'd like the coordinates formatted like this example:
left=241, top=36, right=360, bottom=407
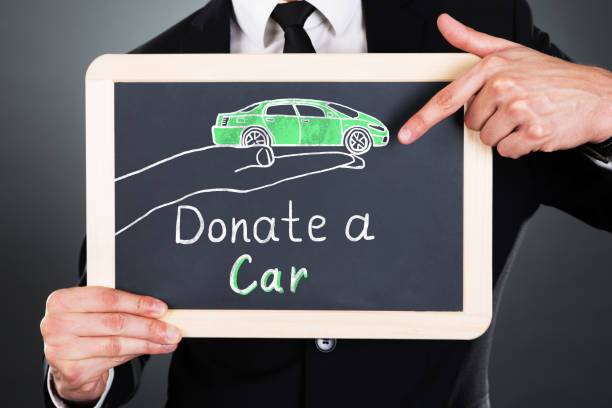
left=116, top=145, right=364, bottom=234
left=41, top=287, right=181, bottom=403
left=399, top=14, right=612, bottom=158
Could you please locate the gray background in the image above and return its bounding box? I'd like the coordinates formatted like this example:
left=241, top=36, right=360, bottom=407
left=0, top=0, right=610, bottom=406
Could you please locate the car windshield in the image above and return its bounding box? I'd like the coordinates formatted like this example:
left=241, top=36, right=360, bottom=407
left=328, top=103, right=359, bottom=118
left=239, top=103, right=258, bottom=113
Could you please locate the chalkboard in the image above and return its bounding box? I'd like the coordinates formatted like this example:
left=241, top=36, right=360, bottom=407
left=86, top=54, right=492, bottom=339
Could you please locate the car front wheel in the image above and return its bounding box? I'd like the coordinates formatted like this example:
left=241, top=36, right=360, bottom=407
left=241, top=126, right=271, bottom=147
left=343, top=127, right=372, bottom=155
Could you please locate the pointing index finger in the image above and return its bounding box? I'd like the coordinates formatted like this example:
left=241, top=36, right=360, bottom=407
left=398, top=58, right=492, bottom=144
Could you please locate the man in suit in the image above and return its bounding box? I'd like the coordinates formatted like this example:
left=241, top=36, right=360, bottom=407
left=41, top=0, right=612, bottom=407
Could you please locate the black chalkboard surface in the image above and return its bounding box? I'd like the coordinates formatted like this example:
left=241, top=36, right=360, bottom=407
left=86, top=54, right=491, bottom=339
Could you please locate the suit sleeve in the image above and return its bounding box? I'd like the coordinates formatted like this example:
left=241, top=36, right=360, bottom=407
left=513, top=0, right=612, bottom=233
left=43, top=239, right=150, bottom=407
left=513, top=0, right=570, bottom=60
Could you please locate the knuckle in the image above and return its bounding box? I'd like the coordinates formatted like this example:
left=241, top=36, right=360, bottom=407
left=496, top=143, right=512, bottom=158
left=60, top=363, right=83, bottom=385
left=525, top=123, right=547, bottom=140
left=43, top=344, right=54, bottom=361
left=480, top=136, right=494, bottom=147
left=464, top=112, right=477, bottom=130
left=498, top=142, right=522, bottom=159
left=434, top=88, right=455, bottom=111
left=479, top=128, right=493, bottom=146
left=506, top=99, right=529, bottom=119
left=490, top=76, right=515, bottom=95
left=136, top=296, right=154, bottom=313
left=147, top=319, right=164, bottom=341
left=46, top=289, right=67, bottom=312
left=146, top=319, right=157, bottom=338
left=44, top=344, right=60, bottom=362
left=40, top=316, right=63, bottom=340
left=102, top=313, right=126, bottom=335
left=78, top=381, right=100, bottom=394
left=143, top=341, right=157, bottom=355
left=39, top=317, right=51, bottom=338
left=99, top=288, right=121, bottom=309
left=42, top=316, right=73, bottom=346
left=104, top=337, right=122, bottom=357
left=54, top=380, right=75, bottom=400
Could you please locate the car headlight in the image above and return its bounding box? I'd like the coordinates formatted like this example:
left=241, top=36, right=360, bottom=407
left=368, top=124, right=386, bottom=132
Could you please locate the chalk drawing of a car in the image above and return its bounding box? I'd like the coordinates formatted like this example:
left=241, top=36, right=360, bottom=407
left=211, top=99, right=389, bottom=155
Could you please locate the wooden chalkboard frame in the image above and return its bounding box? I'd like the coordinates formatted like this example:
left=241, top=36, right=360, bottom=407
left=86, top=54, right=492, bottom=339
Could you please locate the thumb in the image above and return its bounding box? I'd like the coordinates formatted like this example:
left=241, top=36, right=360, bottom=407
left=437, top=13, right=518, bottom=57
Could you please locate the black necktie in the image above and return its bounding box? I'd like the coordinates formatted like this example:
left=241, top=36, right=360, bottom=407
left=271, top=1, right=316, bottom=53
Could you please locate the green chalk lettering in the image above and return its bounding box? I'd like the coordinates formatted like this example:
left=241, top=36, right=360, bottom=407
left=260, top=268, right=284, bottom=294
left=290, top=267, right=308, bottom=293
left=229, top=253, right=257, bottom=295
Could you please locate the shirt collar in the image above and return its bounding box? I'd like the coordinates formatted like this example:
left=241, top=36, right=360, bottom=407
left=231, top=0, right=361, bottom=48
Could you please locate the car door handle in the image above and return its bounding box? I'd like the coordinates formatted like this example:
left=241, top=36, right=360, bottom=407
left=301, top=119, right=310, bottom=123
left=265, top=118, right=274, bottom=122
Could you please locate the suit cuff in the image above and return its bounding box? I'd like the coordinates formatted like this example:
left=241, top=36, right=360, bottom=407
left=582, top=137, right=612, bottom=169
left=47, top=367, right=114, bottom=408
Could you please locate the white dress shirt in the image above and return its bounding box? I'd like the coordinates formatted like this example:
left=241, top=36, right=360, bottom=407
left=230, top=0, right=366, bottom=53
left=48, top=1, right=366, bottom=406
left=48, top=367, right=114, bottom=408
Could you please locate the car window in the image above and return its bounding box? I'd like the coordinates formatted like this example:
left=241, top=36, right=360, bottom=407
left=266, top=104, right=296, bottom=115
left=296, top=105, right=326, bottom=118
left=328, top=103, right=358, bottom=118
left=239, top=103, right=258, bottom=113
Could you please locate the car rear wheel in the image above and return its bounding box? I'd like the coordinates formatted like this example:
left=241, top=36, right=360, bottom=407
left=343, top=127, right=372, bottom=155
left=241, top=126, right=270, bottom=147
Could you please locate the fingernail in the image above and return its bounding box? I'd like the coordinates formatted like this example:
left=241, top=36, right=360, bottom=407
left=150, top=300, right=167, bottom=316
left=165, top=326, right=182, bottom=343
left=398, top=128, right=411, bottom=143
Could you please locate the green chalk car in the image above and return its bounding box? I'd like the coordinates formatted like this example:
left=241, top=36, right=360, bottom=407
left=211, top=98, right=389, bottom=155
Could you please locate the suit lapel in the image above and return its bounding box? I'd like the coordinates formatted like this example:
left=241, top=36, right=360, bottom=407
left=183, top=0, right=232, bottom=53
left=362, top=0, right=425, bottom=52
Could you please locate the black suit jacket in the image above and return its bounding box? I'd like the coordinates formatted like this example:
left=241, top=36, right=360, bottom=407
left=44, top=0, right=612, bottom=407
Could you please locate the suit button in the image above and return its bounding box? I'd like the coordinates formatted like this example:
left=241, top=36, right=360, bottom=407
left=315, top=338, right=336, bottom=353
